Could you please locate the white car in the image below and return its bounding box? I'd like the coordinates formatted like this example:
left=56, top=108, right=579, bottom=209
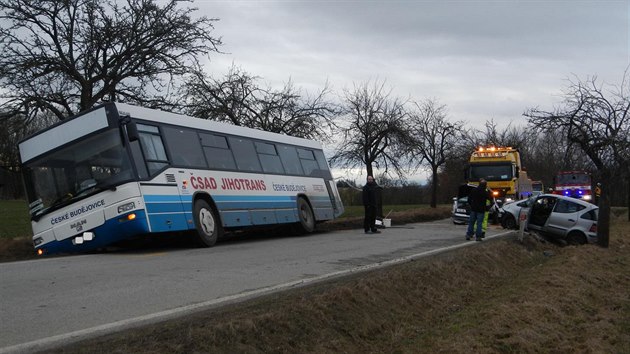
left=451, top=184, right=475, bottom=224
left=500, top=194, right=598, bottom=245
left=452, top=183, right=500, bottom=225
left=499, top=195, right=536, bottom=229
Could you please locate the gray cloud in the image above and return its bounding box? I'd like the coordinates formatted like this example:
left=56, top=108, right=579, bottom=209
left=195, top=0, right=628, bottom=128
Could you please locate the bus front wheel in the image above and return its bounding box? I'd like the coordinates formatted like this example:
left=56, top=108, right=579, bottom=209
left=297, top=197, right=316, bottom=233
left=193, top=199, right=222, bottom=247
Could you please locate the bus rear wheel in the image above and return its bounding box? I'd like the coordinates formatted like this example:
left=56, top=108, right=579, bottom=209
left=297, top=197, right=316, bottom=233
left=193, top=199, right=222, bottom=247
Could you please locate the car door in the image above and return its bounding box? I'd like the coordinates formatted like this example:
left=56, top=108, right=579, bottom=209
left=544, top=199, right=585, bottom=236
left=528, top=195, right=557, bottom=231
left=512, top=198, right=534, bottom=226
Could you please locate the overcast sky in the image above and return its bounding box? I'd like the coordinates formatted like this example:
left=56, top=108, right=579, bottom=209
left=195, top=0, right=628, bottom=127
left=186, top=0, right=628, bottom=181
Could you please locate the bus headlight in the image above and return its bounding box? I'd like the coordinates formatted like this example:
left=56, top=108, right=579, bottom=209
left=118, top=202, right=135, bottom=214
left=119, top=213, right=137, bottom=222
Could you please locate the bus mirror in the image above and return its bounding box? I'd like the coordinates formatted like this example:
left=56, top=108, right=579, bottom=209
left=126, top=121, right=139, bottom=142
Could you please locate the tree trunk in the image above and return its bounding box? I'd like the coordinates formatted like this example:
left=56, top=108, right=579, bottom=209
left=430, top=166, right=438, bottom=208
left=597, top=171, right=610, bottom=248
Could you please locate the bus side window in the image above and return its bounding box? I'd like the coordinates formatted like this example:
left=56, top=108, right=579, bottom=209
left=255, top=142, right=285, bottom=174
left=314, top=150, right=333, bottom=180
left=137, top=124, right=168, bottom=175
left=278, top=145, right=304, bottom=176
left=297, top=148, right=319, bottom=177
left=162, top=127, right=207, bottom=168
left=200, top=133, right=236, bottom=170
left=229, top=137, right=262, bottom=172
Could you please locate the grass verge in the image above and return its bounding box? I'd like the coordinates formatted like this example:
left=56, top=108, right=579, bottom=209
left=48, top=214, right=630, bottom=353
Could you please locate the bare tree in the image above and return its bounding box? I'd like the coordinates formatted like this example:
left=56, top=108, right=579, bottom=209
left=329, top=80, right=411, bottom=179
left=0, top=0, right=222, bottom=122
left=524, top=72, right=630, bottom=246
left=180, top=66, right=262, bottom=126
left=179, top=66, right=339, bottom=141
left=408, top=99, right=463, bottom=208
left=0, top=109, right=57, bottom=198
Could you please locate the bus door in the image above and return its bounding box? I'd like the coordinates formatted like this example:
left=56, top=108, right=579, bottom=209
left=325, top=180, right=344, bottom=216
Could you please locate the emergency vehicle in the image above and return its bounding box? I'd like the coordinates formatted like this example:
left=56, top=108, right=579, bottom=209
left=552, top=170, right=592, bottom=201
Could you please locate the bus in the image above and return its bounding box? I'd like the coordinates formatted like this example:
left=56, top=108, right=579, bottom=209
left=18, top=103, right=344, bottom=255
left=531, top=180, right=544, bottom=196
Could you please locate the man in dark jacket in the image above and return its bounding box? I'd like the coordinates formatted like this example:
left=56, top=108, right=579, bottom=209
left=466, top=179, right=492, bottom=241
left=362, top=175, right=381, bottom=234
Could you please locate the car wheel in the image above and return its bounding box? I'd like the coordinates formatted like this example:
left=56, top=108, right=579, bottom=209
left=193, top=199, right=222, bottom=247
left=566, top=231, right=587, bottom=245
left=297, top=197, right=316, bottom=233
left=501, top=214, right=517, bottom=229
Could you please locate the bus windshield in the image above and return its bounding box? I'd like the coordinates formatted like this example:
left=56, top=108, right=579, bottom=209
left=469, top=164, right=513, bottom=181
left=23, top=129, right=134, bottom=219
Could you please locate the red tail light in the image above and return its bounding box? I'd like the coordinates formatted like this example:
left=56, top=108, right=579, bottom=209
left=589, top=224, right=597, bottom=233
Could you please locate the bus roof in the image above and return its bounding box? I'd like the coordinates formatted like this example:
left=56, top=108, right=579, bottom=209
left=19, top=102, right=324, bottom=163
left=115, top=103, right=323, bottom=150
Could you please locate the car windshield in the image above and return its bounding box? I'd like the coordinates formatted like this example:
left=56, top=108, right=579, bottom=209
left=469, top=164, right=513, bottom=181
left=23, top=129, right=134, bottom=219
left=515, top=195, right=536, bottom=207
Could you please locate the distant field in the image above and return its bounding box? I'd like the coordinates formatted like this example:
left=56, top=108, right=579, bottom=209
left=0, top=200, right=31, bottom=239
left=340, top=204, right=447, bottom=218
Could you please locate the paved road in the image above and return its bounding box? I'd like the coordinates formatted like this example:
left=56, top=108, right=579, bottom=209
left=0, top=220, right=511, bottom=353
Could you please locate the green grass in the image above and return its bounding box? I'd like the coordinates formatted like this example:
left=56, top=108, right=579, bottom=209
left=0, top=200, right=31, bottom=239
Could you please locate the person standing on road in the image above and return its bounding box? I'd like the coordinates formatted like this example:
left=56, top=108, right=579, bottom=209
left=362, top=175, right=381, bottom=234
left=472, top=185, right=495, bottom=239
left=466, top=179, right=492, bottom=241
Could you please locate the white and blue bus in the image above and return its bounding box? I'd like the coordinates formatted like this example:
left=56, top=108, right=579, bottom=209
left=19, top=103, right=344, bottom=255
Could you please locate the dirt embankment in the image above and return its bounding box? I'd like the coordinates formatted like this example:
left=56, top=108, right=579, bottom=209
left=50, top=214, right=630, bottom=354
